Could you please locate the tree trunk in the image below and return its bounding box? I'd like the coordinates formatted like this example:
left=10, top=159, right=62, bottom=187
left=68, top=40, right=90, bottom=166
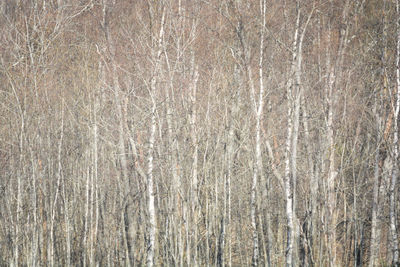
left=146, top=6, right=165, bottom=266
left=389, top=1, right=400, bottom=265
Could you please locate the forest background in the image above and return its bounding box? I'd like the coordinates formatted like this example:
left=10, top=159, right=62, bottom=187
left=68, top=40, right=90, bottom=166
left=0, top=0, right=400, bottom=266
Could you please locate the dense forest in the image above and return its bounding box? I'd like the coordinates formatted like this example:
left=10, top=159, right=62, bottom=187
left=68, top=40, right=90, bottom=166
left=0, top=0, right=399, bottom=266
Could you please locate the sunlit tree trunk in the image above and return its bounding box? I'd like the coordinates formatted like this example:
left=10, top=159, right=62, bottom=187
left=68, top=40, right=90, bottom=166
left=146, top=5, right=165, bottom=266
left=284, top=5, right=301, bottom=266
left=146, top=90, right=157, bottom=267
left=389, top=1, right=400, bottom=265
left=189, top=56, right=200, bottom=267
left=28, top=147, right=39, bottom=267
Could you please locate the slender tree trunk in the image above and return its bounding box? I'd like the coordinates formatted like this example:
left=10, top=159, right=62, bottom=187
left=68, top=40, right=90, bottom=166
left=284, top=85, right=294, bottom=267
left=15, top=118, right=24, bottom=267
left=62, top=164, right=71, bottom=267
left=284, top=5, right=301, bottom=266
left=190, top=57, right=200, bottom=267
left=146, top=6, right=165, bottom=266
left=389, top=1, right=400, bottom=265
left=83, top=154, right=89, bottom=267
left=369, top=46, right=387, bottom=267
left=29, top=148, right=39, bottom=267
left=92, top=87, right=99, bottom=266
left=291, top=82, right=301, bottom=267
left=146, top=95, right=157, bottom=267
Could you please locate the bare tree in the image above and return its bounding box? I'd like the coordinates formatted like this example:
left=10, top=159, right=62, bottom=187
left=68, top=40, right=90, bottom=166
left=389, top=1, right=400, bottom=265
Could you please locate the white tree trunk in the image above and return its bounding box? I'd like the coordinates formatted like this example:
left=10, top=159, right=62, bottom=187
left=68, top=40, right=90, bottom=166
left=389, top=1, right=400, bottom=265
left=146, top=6, right=165, bottom=266
left=146, top=97, right=157, bottom=267
left=284, top=5, right=301, bottom=266
left=190, top=58, right=199, bottom=267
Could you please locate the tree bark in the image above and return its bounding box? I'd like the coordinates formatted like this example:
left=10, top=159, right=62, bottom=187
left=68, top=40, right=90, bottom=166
left=284, top=5, right=301, bottom=266
left=146, top=5, right=165, bottom=266
left=389, top=1, right=400, bottom=265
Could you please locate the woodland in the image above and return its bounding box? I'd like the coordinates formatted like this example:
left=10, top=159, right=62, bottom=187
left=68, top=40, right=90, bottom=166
left=0, top=0, right=400, bottom=266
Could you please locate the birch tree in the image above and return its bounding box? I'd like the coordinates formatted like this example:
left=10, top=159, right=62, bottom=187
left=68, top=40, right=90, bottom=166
left=389, top=1, right=400, bottom=265
left=146, top=3, right=165, bottom=266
